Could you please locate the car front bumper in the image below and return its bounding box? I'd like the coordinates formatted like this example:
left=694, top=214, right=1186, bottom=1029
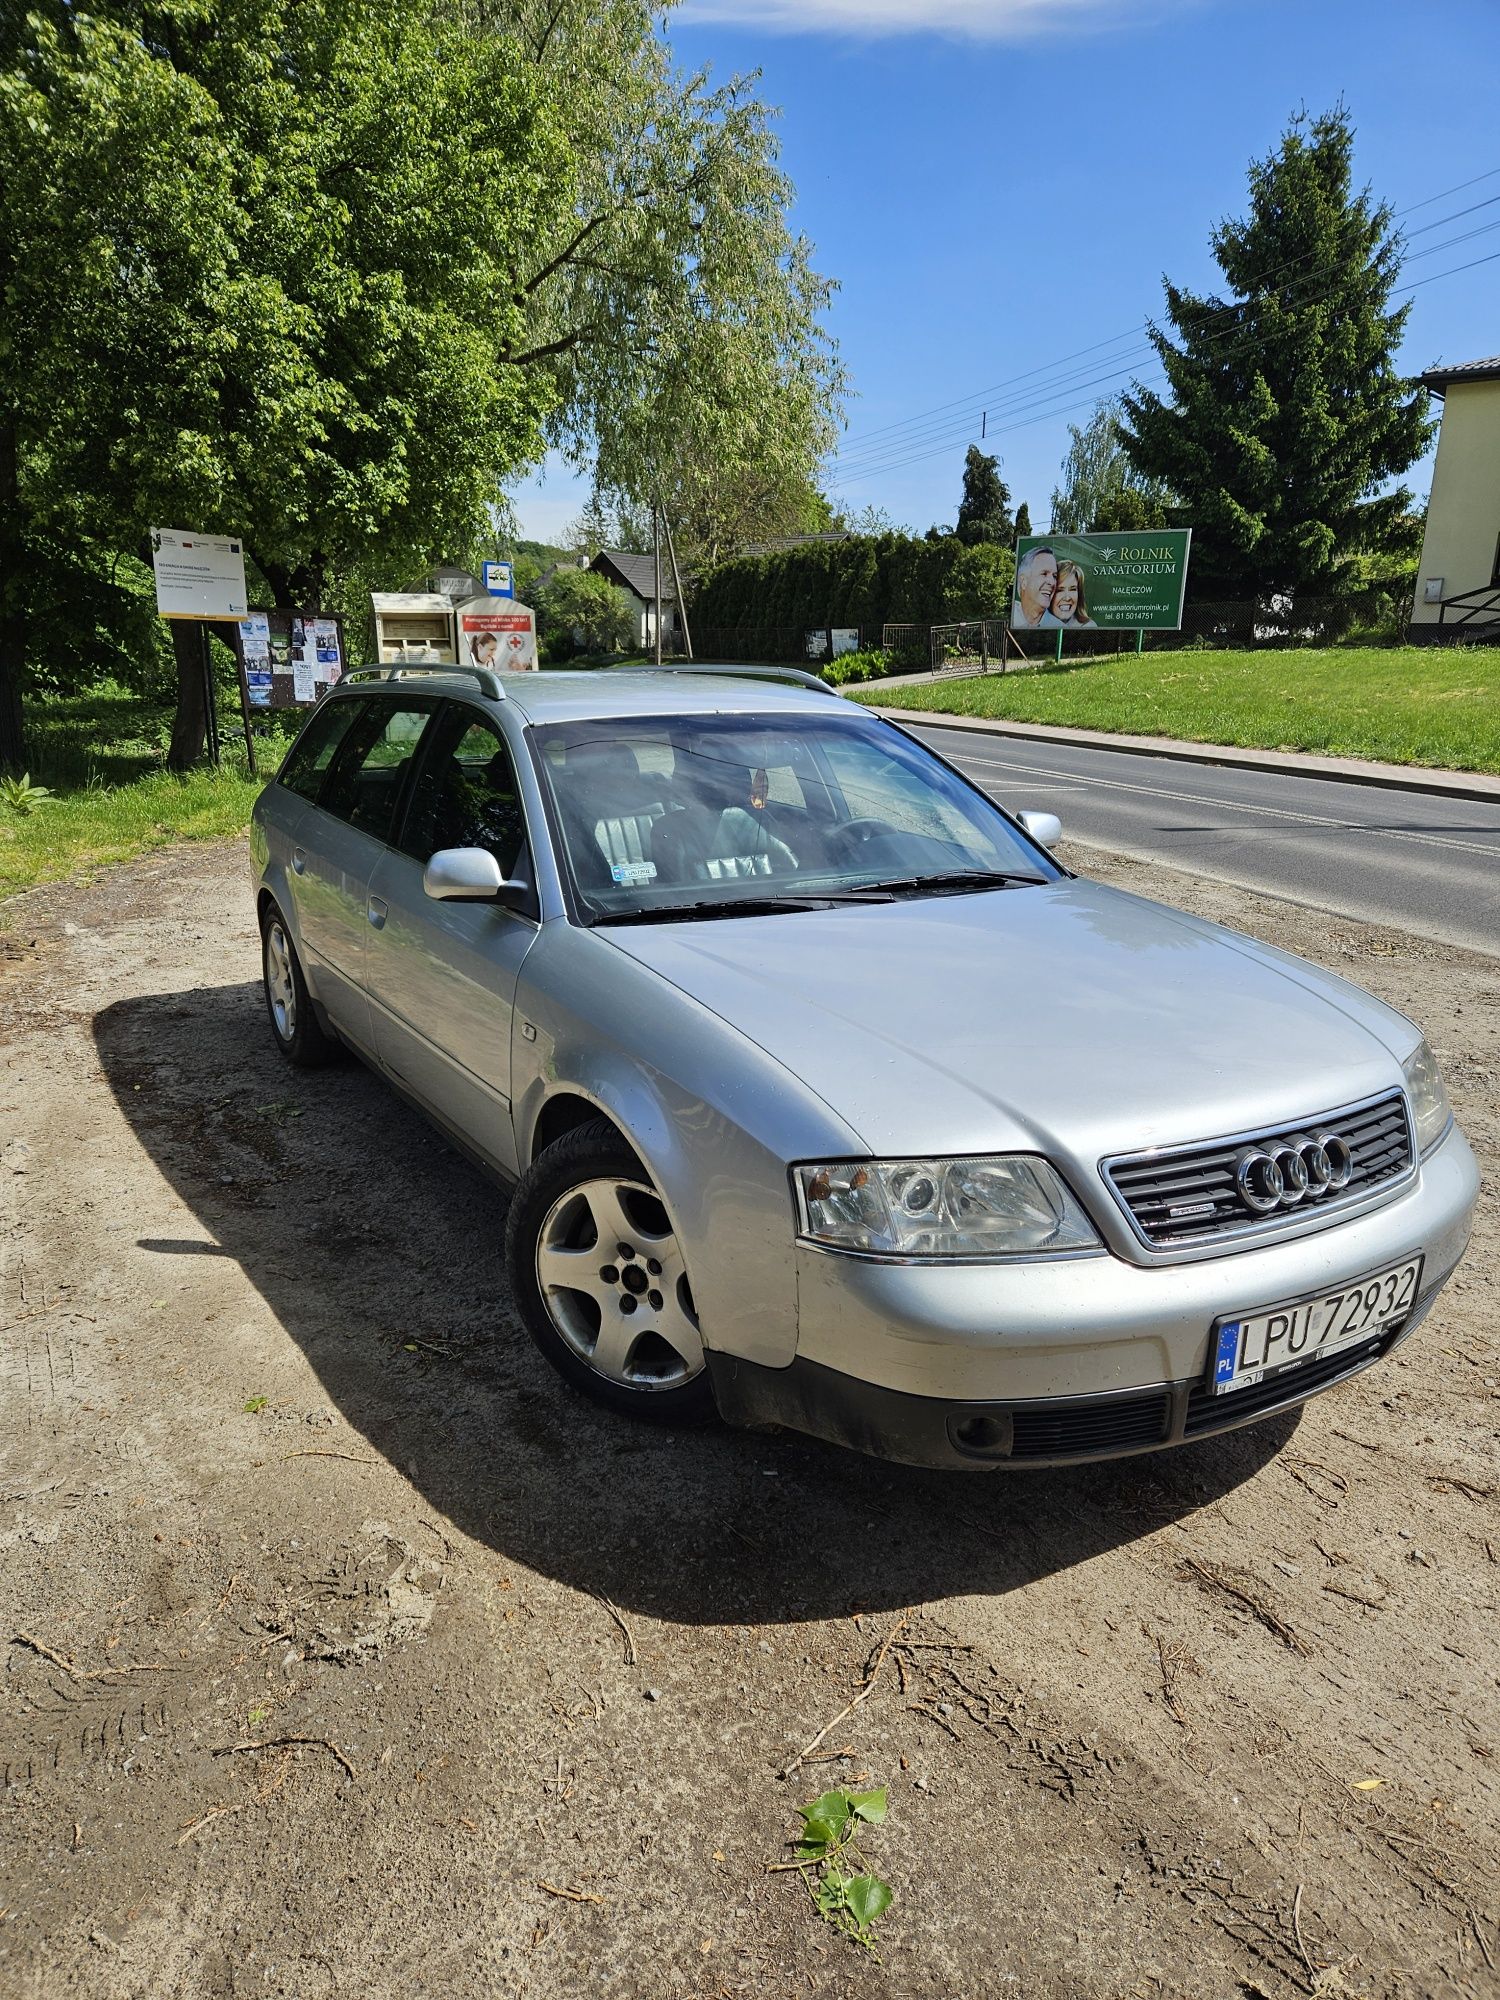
left=706, top=1122, right=1477, bottom=1469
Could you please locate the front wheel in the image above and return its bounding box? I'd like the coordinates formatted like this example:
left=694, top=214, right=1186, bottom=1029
left=505, top=1119, right=714, bottom=1423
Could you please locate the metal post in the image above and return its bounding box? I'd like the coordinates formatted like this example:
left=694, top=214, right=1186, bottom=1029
left=200, top=623, right=221, bottom=767
left=1135, top=627, right=1145, bottom=655
left=653, top=506, right=663, bottom=667
left=1055, top=626, right=1063, bottom=666
left=229, top=623, right=258, bottom=776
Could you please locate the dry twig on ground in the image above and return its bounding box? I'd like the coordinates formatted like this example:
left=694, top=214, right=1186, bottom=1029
left=780, top=1611, right=910, bottom=1780
left=214, top=1735, right=356, bottom=1780
left=1179, top=1560, right=1311, bottom=1655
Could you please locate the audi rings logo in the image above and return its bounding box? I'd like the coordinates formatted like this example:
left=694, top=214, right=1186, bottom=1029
left=1234, top=1132, right=1354, bottom=1214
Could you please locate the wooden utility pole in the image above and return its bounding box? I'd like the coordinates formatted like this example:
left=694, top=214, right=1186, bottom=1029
left=661, top=508, right=692, bottom=660
left=653, top=505, right=663, bottom=667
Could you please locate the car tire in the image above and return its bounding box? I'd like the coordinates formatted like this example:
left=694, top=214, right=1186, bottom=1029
left=260, top=901, right=341, bottom=1069
left=505, top=1118, right=715, bottom=1424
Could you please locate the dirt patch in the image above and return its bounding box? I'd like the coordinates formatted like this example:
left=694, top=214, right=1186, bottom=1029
left=1, top=838, right=1496, bottom=1999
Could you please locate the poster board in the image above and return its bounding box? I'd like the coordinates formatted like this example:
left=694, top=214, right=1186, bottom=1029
left=1010, top=530, right=1192, bottom=632
left=232, top=610, right=346, bottom=708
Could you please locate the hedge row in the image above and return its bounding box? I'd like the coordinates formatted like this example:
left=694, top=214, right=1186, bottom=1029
left=692, top=534, right=1016, bottom=647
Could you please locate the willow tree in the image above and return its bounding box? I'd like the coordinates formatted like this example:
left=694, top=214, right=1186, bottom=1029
left=489, top=0, right=844, bottom=572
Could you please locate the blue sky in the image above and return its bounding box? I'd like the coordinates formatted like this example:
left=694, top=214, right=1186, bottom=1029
left=512, top=0, right=1500, bottom=544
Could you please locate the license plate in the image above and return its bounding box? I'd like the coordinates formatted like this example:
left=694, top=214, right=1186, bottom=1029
left=1209, top=1256, right=1422, bottom=1395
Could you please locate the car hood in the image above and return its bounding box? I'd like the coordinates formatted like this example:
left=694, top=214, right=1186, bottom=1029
left=599, top=880, right=1417, bottom=1162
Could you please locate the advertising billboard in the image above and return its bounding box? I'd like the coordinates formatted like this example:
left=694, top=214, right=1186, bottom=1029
left=1010, top=530, right=1192, bottom=632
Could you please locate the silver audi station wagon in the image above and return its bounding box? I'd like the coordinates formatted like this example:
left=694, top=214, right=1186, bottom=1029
left=249, top=665, right=1477, bottom=1468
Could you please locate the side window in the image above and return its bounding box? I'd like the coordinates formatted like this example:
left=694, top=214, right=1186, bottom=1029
left=319, top=702, right=437, bottom=843
left=278, top=697, right=365, bottom=803
left=400, top=709, right=527, bottom=876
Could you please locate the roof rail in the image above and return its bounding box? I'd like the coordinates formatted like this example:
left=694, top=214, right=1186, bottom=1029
left=343, top=664, right=507, bottom=700
left=631, top=661, right=840, bottom=698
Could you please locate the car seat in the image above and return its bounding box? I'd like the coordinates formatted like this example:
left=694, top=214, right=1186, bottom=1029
left=557, top=741, right=667, bottom=884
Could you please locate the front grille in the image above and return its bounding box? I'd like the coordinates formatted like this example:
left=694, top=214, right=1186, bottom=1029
left=1105, top=1091, right=1413, bottom=1248
left=1183, top=1330, right=1388, bottom=1434
left=1009, top=1391, right=1171, bottom=1460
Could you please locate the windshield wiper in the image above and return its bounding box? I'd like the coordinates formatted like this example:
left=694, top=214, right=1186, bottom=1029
left=591, top=889, right=893, bottom=927
left=847, top=868, right=1048, bottom=898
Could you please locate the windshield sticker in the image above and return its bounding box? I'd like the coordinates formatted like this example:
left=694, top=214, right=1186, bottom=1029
left=611, top=861, right=657, bottom=885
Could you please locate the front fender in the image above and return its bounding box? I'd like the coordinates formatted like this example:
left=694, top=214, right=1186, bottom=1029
left=514, top=923, right=862, bottom=1370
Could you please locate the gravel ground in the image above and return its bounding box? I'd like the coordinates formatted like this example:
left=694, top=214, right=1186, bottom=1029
left=1, top=838, right=1496, bottom=2000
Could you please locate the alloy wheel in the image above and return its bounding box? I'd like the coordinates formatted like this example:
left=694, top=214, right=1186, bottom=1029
left=535, top=1176, right=703, bottom=1391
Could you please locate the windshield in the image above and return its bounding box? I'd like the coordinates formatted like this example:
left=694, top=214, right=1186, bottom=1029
left=530, top=710, right=1063, bottom=923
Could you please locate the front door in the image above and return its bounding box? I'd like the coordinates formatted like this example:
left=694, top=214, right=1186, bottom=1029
left=365, top=704, right=538, bottom=1176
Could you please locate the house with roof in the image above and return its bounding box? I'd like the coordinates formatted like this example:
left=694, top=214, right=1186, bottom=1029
left=587, top=550, right=681, bottom=651
left=1410, top=355, right=1500, bottom=643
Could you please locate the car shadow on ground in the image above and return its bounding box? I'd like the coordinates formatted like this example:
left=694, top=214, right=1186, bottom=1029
left=95, top=982, right=1299, bottom=1627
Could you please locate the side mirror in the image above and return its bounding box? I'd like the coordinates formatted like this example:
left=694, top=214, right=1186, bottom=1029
left=423, top=847, right=524, bottom=904
left=1017, top=810, right=1062, bottom=851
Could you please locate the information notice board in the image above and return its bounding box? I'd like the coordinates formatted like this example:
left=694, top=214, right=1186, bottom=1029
left=233, top=611, right=347, bottom=709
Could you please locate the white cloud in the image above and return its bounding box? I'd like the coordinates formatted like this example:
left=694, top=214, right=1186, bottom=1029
left=679, top=0, right=1143, bottom=37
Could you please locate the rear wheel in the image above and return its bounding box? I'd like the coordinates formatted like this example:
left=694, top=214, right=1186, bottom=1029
left=505, top=1118, right=714, bottom=1423
left=260, top=902, right=341, bottom=1068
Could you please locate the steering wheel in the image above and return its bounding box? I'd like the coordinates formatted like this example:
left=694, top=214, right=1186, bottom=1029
left=829, top=817, right=893, bottom=856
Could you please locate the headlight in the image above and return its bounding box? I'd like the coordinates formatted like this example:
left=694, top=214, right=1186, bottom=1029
left=1403, top=1041, right=1452, bottom=1154
left=794, top=1155, right=1100, bottom=1259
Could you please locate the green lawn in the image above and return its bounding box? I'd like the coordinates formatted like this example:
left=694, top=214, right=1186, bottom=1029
left=0, top=689, right=296, bottom=904
left=853, top=646, right=1500, bottom=774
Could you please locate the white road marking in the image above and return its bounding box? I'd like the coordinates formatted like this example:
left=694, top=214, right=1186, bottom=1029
left=926, top=739, right=1500, bottom=865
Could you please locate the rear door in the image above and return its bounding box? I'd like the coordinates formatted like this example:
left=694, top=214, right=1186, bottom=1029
left=365, top=703, right=538, bottom=1175
left=289, top=696, right=441, bottom=1054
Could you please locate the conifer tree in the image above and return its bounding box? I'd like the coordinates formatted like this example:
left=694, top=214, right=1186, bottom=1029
left=1121, top=107, right=1431, bottom=604
left=953, top=446, right=1014, bottom=547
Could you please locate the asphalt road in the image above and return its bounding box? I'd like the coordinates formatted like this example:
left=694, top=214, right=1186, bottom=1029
left=906, top=720, right=1500, bottom=956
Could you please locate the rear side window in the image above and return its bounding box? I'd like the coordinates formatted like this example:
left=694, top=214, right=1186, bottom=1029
left=319, top=701, right=438, bottom=843
left=278, top=697, right=365, bottom=803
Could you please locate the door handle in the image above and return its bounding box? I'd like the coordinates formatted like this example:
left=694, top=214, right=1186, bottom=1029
left=291, top=848, right=306, bottom=875
left=367, top=896, right=388, bottom=930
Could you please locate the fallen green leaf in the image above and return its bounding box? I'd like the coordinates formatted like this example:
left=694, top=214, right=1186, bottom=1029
left=846, top=1875, right=893, bottom=1927
left=849, top=1787, right=888, bottom=1824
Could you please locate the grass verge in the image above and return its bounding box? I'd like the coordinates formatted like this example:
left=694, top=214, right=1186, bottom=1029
left=851, top=645, right=1500, bottom=773
left=1, top=689, right=296, bottom=905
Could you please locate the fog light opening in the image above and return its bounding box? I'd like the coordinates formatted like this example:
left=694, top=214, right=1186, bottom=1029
left=954, top=1414, right=1008, bottom=1454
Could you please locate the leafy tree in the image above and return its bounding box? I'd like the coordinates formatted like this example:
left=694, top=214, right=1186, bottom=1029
left=495, top=0, right=844, bottom=576
left=953, top=447, right=1014, bottom=547
left=1049, top=398, right=1171, bottom=535
left=1014, top=502, right=1032, bottom=539
left=2, top=0, right=561, bottom=769
left=1120, top=107, right=1431, bottom=604
left=2, top=0, right=841, bottom=771
left=534, top=565, right=636, bottom=653
left=834, top=502, right=905, bottom=537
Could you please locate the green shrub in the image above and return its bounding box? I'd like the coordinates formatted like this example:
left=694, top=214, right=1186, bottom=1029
left=822, top=648, right=898, bottom=686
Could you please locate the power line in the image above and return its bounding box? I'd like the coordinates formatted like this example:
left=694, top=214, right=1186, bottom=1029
left=829, top=209, right=1500, bottom=483
left=833, top=164, right=1500, bottom=468
left=833, top=204, right=1500, bottom=482
left=827, top=247, right=1500, bottom=492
